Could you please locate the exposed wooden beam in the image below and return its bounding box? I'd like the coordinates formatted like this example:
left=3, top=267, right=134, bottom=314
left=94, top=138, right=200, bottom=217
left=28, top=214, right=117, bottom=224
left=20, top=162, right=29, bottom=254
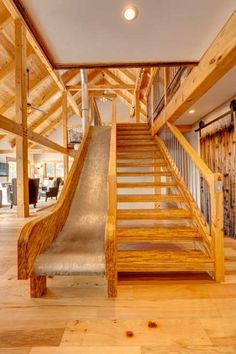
left=2, top=0, right=80, bottom=118
left=66, top=84, right=135, bottom=91
left=130, top=68, right=145, bottom=117
left=0, top=10, right=12, bottom=30
left=15, top=18, right=29, bottom=217
left=118, top=68, right=136, bottom=82
left=163, top=67, right=169, bottom=105
left=62, top=91, right=69, bottom=180
left=145, top=67, right=159, bottom=98
left=54, top=61, right=199, bottom=70
left=175, top=124, right=193, bottom=133
left=153, top=12, right=236, bottom=134
left=0, top=113, right=71, bottom=155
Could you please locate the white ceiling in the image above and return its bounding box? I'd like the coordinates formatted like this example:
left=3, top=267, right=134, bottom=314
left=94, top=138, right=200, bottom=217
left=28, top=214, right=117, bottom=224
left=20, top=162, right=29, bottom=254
left=20, top=0, right=236, bottom=64
left=176, top=66, right=236, bottom=125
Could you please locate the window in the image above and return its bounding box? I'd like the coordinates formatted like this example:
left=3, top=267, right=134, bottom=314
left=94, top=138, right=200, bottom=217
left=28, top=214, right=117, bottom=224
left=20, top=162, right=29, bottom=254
left=45, top=162, right=55, bottom=177
left=56, top=162, right=64, bottom=177
left=8, top=161, right=16, bottom=182
left=44, top=161, right=64, bottom=178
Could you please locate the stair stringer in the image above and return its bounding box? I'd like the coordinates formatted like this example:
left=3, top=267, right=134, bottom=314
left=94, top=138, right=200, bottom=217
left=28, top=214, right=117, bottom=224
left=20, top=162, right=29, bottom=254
left=155, top=136, right=213, bottom=259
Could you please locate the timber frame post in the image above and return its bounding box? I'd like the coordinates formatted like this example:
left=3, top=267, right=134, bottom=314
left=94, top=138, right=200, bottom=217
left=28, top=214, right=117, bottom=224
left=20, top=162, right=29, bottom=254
left=15, top=18, right=29, bottom=218
left=62, top=91, right=69, bottom=180
left=210, top=173, right=225, bottom=282
left=112, top=96, right=117, bottom=124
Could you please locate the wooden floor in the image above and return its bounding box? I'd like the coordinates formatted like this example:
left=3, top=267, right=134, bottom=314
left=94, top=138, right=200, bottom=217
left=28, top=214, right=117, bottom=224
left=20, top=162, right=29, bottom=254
left=1, top=212, right=236, bottom=353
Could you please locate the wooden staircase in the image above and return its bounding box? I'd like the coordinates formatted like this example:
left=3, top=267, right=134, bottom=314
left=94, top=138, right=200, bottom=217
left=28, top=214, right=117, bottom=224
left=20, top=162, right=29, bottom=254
left=114, top=123, right=214, bottom=276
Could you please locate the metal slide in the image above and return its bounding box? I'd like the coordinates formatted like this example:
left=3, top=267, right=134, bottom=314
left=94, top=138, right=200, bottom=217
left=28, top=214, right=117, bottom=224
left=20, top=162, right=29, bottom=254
left=34, top=126, right=111, bottom=276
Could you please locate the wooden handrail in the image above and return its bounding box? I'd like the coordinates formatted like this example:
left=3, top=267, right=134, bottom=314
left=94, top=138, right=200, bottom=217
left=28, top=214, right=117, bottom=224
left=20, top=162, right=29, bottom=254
left=105, top=118, right=117, bottom=297
left=18, top=118, right=93, bottom=280
left=167, top=122, right=214, bottom=184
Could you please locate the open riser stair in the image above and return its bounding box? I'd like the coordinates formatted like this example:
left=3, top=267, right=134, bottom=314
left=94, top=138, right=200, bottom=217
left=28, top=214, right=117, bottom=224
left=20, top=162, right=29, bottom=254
left=107, top=121, right=224, bottom=296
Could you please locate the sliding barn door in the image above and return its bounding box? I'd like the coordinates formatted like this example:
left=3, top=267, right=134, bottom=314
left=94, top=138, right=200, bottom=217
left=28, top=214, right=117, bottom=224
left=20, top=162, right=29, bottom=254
left=200, top=113, right=235, bottom=239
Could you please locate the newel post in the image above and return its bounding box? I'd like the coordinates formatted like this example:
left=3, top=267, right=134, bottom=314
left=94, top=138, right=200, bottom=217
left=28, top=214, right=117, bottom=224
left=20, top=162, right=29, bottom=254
left=210, top=173, right=224, bottom=282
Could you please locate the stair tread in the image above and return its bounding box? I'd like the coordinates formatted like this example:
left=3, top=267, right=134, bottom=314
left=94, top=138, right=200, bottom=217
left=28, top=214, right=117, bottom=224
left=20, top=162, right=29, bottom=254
left=117, top=135, right=153, bottom=140
left=117, top=226, right=200, bottom=235
left=117, top=208, right=192, bottom=219
left=117, top=249, right=214, bottom=272
left=117, top=171, right=173, bottom=177
left=117, top=162, right=167, bottom=167
left=117, top=131, right=150, bottom=136
left=117, top=141, right=156, bottom=146
left=117, top=194, right=184, bottom=202
left=117, top=226, right=201, bottom=243
left=117, top=146, right=158, bottom=152
left=117, top=182, right=177, bottom=188
left=117, top=153, right=162, bottom=159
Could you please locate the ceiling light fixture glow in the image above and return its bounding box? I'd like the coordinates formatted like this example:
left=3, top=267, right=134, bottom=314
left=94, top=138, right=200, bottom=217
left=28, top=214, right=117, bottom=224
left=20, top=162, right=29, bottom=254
left=189, top=109, right=195, bottom=114
left=123, top=5, right=138, bottom=21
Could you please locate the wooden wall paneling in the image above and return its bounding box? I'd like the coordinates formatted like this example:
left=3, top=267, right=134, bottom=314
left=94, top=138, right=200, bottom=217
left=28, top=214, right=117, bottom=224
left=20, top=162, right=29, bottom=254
left=200, top=113, right=236, bottom=239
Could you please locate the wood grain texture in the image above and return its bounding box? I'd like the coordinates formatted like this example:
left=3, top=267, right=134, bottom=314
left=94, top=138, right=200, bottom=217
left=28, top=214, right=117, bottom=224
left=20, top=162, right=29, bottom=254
left=30, top=275, right=47, bottom=298
left=18, top=122, right=92, bottom=280
left=0, top=215, right=236, bottom=352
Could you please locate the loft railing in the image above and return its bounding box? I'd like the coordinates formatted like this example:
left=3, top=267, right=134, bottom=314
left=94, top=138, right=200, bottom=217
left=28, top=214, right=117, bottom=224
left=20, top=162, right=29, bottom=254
left=105, top=114, right=117, bottom=297
left=147, top=66, right=192, bottom=124
left=157, top=122, right=224, bottom=282
left=18, top=117, right=93, bottom=280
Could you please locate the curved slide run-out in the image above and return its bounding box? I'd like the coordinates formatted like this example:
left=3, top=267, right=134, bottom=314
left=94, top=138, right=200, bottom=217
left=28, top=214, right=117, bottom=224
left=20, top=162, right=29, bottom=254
left=34, top=126, right=111, bottom=276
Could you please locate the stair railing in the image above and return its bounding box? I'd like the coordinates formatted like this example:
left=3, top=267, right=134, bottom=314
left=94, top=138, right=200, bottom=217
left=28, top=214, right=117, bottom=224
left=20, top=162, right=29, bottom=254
left=157, top=122, right=224, bottom=282
left=105, top=117, right=117, bottom=297
left=18, top=116, right=94, bottom=280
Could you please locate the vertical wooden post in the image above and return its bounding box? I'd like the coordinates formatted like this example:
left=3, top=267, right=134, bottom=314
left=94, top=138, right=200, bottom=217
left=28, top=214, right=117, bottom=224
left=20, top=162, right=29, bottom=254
left=62, top=91, right=69, bottom=180
left=90, top=96, right=95, bottom=124
left=210, top=173, right=225, bottom=282
left=112, top=97, right=117, bottom=124
left=135, top=90, right=140, bottom=123
left=151, top=84, right=155, bottom=135
left=163, top=67, right=168, bottom=106
left=15, top=18, right=29, bottom=218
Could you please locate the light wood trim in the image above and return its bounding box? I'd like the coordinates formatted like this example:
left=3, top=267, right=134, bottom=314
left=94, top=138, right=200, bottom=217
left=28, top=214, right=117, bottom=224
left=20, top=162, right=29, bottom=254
left=62, top=91, right=69, bottom=180
left=112, top=97, right=116, bottom=124
left=163, top=67, right=169, bottom=105
left=153, top=11, right=236, bottom=133
left=93, top=98, right=102, bottom=126
left=67, top=84, right=135, bottom=91
left=54, top=61, right=199, bottom=70
left=2, top=0, right=80, bottom=118
left=15, top=18, right=29, bottom=218
left=18, top=118, right=93, bottom=280
left=167, top=122, right=213, bottom=184
left=175, top=124, right=193, bottom=133
left=145, top=67, right=158, bottom=98
left=210, top=173, right=225, bottom=282
left=105, top=117, right=117, bottom=297
left=0, top=113, right=72, bottom=155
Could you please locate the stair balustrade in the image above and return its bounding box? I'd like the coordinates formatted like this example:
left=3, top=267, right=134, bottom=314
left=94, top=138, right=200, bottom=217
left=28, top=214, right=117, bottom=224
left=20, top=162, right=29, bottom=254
left=157, top=122, right=224, bottom=281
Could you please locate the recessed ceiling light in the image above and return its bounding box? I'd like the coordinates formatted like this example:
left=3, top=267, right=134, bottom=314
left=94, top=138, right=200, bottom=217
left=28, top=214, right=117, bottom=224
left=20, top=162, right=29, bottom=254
left=189, top=109, right=195, bottom=114
left=122, top=5, right=138, bottom=21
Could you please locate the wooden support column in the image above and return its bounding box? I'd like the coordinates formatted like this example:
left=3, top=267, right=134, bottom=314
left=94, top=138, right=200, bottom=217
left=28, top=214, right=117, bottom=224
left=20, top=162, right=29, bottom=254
left=135, top=90, right=140, bottom=123
left=15, top=18, right=29, bottom=218
left=112, top=97, right=117, bottom=124
left=62, top=91, right=69, bottom=180
left=151, top=84, right=155, bottom=135
left=90, top=97, right=95, bottom=124
left=163, top=67, right=169, bottom=106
